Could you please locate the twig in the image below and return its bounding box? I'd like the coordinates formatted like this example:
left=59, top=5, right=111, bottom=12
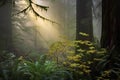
left=13, top=0, right=57, bottom=24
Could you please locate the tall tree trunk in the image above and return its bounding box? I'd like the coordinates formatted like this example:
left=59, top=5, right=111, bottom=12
left=76, top=0, right=93, bottom=41
left=0, top=2, right=12, bottom=52
left=101, top=0, right=120, bottom=79
left=101, top=0, right=120, bottom=50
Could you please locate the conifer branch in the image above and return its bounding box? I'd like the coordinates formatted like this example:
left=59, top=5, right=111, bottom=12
left=13, top=0, right=57, bottom=24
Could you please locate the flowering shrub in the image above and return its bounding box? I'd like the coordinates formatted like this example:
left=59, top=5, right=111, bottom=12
left=61, top=32, right=107, bottom=80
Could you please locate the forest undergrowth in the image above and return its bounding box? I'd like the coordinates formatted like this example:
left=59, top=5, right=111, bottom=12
left=0, top=32, right=120, bottom=80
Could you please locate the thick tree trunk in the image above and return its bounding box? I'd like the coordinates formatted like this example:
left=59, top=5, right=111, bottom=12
left=76, top=0, right=93, bottom=41
left=101, top=0, right=120, bottom=49
left=101, top=0, right=120, bottom=79
left=0, top=2, right=12, bottom=52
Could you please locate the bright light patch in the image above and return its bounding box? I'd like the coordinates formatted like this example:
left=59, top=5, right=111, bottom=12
left=28, top=0, right=61, bottom=45
left=29, top=14, right=61, bottom=42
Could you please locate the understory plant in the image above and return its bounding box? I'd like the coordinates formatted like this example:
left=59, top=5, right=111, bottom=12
left=96, top=46, right=120, bottom=80
left=1, top=32, right=120, bottom=80
left=48, top=38, right=75, bottom=64
left=0, top=51, right=25, bottom=80
left=63, top=32, right=107, bottom=80
left=17, top=55, right=73, bottom=80
left=0, top=52, right=72, bottom=80
left=48, top=32, right=107, bottom=80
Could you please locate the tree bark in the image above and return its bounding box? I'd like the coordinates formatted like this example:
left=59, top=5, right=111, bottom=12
left=101, top=0, right=120, bottom=50
left=0, top=2, right=12, bottom=52
left=101, top=0, right=120, bottom=79
left=76, top=0, right=93, bottom=41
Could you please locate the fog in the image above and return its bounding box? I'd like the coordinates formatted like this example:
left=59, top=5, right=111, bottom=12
left=12, top=0, right=76, bottom=54
left=92, top=0, right=102, bottom=43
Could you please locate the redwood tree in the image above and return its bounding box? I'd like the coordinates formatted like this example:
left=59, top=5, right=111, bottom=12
left=101, top=0, right=120, bottom=50
left=100, top=0, right=120, bottom=79
left=76, top=0, right=93, bottom=41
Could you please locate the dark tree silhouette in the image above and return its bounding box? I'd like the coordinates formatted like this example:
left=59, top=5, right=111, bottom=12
left=0, top=0, right=55, bottom=52
left=76, top=0, right=93, bottom=41
left=0, top=0, right=12, bottom=52
left=100, top=0, right=120, bottom=79
left=101, top=0, right=120, bottom=50
left=14, top=0, right=56, bottom=23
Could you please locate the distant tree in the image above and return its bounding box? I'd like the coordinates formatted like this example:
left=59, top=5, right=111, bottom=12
left=76, top=0, right=93, bottom=41
left=0, top=0, right=54, bottom=52
left=0, top=0, right=12, bottom=52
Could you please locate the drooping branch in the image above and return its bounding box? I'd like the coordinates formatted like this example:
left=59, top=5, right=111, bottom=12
left=15, top=5, right=30, bottom=15
left=13, top=0, right=57, bottom=24
left=31, top=1, right=49, bottom=11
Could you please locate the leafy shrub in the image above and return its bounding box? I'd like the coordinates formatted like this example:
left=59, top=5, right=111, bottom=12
left=48, top=32, right=107, bottom=80
left=48, top=39, right=75, bottom=64
left=0, top=51, right=72, bottom=80
left=96, top=47, right=120, bottom=80
left=63, top=41, right=106, bottom=80
left=0, top=51, right=26, bottom=80
left=17, top=55, right=73, bottom=80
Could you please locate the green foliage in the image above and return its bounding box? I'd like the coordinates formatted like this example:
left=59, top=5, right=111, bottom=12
left=48, top=32, right=107, bottom=80
left=17, top=55, right=71, bottom=80
left=96, top=48, right=120, bottom=80
left=0, top=51, right=26, bottom=80
left=1, top=32, right=119, bottom=80
left=48, top=39, right=75, bottom=64
left=0, top=52, right=72, bottom=80
left=63, top=35, right=106, bottom=80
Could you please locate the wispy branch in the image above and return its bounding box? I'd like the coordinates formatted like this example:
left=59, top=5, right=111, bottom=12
left=15, top=5, right=30, bottom=15
left=13, top=0, right=57, bottom=24
left=31, top=1, right=49, bottom=11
